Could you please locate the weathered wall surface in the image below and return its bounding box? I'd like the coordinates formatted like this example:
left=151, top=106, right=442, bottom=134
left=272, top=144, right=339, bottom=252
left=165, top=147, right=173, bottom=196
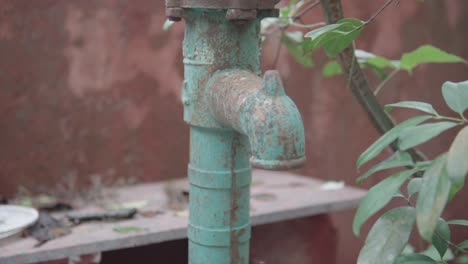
left=1, top=0, right=467, bottom=263
left=0, top=1, right=188, bottom=195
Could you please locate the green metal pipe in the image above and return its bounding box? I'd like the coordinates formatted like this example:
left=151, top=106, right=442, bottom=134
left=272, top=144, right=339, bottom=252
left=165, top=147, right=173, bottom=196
left=206, top=69, right=306, bottom=170
left=172, top=5, right=305, bottom=263
left=189, top=127, right=251, bottom=263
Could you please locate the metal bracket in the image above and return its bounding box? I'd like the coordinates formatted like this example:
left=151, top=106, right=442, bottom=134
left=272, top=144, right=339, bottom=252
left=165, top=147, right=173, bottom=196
left=166, top=0, right=280, bottom=22
left=165, top=0, right=280, bottom=9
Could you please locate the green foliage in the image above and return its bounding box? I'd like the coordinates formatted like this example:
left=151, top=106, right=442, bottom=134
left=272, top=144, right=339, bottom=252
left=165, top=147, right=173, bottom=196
left=421, top=245, right=454, bottom=262
left=417, top=155, right=451, bottom=241
left=395, top=253, right=437, bottom=264
left=353, top=169, right=418, bottom=236
left=266, top=3, right=468, bottom=263
left=322, top=60, right=343, bottom=77
left=357, top=151, right=413, bottom=183
left=398, top=122, right=457, bottom=150
left=400, top=45, right=468, bottom=72
left=442, top=81, right=468, bottom=115
left=385, top=101, right=438, bottom=116
left=457, top=255, right=468, bottom=264
left=355, top=82, right=468, bottom=264
left=448, top=220, right=468, bottom=226
left=356, top=115, right=431, bottom=169
left=447, top=126, right=468, bottom=189
left=321, top=45, right=467, bottom=90
left=304, top=18, right=364, bottom=57
left=459, top=241, right=468, bottom=250
left=432, top=219, right=450, bottom=258
left=282, top=32, right=314, bottom=67
left=357, top=207, right=416, bottom=264
left=407, top=178, right=422, bottom=198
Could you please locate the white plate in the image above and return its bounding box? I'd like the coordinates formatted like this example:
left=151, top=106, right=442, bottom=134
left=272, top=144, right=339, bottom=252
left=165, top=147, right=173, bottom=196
left=0, top=205, right=39, bottom=239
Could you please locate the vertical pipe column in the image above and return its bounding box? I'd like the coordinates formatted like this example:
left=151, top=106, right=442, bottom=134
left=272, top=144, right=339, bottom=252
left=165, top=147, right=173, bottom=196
left=182, top=8, right=261, bottom=264
left=188, top=126, right=251, bottom=264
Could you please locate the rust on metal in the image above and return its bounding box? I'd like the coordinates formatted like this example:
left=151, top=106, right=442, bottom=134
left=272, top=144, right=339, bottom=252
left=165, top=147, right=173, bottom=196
left=230, top=133, right=241, bottom=263
left=226, top=9, right=258, bottom=21
left=165, top=0, right=280, bottom=9
left=206, top=69, right=306, bottom=170
left=166, top=7, right=185, bottom=22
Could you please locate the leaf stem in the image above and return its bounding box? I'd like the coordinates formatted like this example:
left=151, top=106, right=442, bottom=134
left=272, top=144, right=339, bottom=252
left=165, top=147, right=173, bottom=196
left=434, top=230, right=468, bottom=256
left=432, top=116, right=468, bottom=124
left=292, top=0, right=321, bottom=21
left=271, top=28, right=286, bottom=69
left=363, top=0, right=396, bottom=26
left=289, top=21, right=326, bottom=29
left=374, top=69, right=399, bottom=96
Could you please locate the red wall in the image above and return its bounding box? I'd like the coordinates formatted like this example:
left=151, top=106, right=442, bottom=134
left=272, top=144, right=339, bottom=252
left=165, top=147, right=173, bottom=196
left=1, top=1, right=467, bottom=263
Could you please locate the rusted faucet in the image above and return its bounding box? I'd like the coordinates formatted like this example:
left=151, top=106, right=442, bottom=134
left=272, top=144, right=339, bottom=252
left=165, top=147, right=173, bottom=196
left=166, top=0, right=306, bottom=263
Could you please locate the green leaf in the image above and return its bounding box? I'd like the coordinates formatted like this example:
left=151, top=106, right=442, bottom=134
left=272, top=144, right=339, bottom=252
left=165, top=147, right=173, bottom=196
left=442, top=81, right=468, bottom=115
left=449, top=182, right=464, bottom=201
left=447, top=219, right=468, bottom=226
left=282, top=33, right=314, bottom=67
left=401, top=244, right=416, bottom=255
left=367, top=57, right=399, bottom=70
left=395, top=253, right=437, bottom=264
left=400, top=45, right=467, bottom=72
left=398, top=122, right=458, bottom=151
left=304, top=18, right=364, bottom=57
left=421, top=245, right=454, bottom=261
left=394, top=190, right=407, bottom=199
left=407, top=178, right=422, bottom=198
left=363, top=57, right=400, bottom=81
left=416, top=156, right=452, bottom=241
left=385, top=101, right=438, bottom=116
left=365, top=62, right=390, bottom=80
left=113, top=226, right=144, bottom=233
left=322, top=60, right=343, bottom=77
left=432, top=219, right=450, bottom=258
left=357, top=207, right=416, bottom=264
left=355, top=49, right=400, bottom=71
left=447, top=126, right=468, bottom=188
left=457, top=255, right=468, bottom=264
left=357, top=116, right=432, bottom=168
left=357, top=151, right=414, bottom=183
left=459, top=240, right=468, bottom=250
left=353, top=169, right=417, bottom=236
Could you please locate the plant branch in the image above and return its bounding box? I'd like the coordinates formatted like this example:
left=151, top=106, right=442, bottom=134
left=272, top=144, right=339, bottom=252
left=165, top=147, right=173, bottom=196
left=434, top=230, right=468, bottom=256
left=374, top=69, right=399, bottom=96
left=289, top=21, right=326, bottom=29
left=293, top=0, right=321, bottom=21
left=363, top=0, right=395, bottom=26
left=271, top=28, right=286, bottom=69
left=433, top=115, right=468, bottom=124
left=319, top=0, right=426, bottom=164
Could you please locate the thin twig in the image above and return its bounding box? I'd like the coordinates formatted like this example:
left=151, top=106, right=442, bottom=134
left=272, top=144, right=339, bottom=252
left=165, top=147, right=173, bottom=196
left=289, top=21, right=326, bottom=29
left=364, top=0, right=395, bottom=25
left=293, top=0, right=321, bottom=21
left=271, top=28, right=286, bottom=69
left=374, top=69, right=399, bottom=96
left=268, top=1, right=322, bottom=69
left=434, top=230, right=468, bottom=256
left=319, top=0, right=427, bottom=164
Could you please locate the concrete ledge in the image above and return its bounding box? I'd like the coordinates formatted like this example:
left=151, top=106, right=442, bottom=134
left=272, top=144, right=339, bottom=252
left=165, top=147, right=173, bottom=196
left=0, top=170, right=365, bottom=264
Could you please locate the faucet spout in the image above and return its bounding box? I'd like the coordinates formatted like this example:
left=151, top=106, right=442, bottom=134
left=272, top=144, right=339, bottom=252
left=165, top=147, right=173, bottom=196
left=207, top=70, right=306, bottom=170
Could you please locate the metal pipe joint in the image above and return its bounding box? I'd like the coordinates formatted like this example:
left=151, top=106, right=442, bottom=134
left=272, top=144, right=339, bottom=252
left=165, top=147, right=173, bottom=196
left=166, top=0, right=280, bottom=21
left=206, top=70, right=306, bottom=170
